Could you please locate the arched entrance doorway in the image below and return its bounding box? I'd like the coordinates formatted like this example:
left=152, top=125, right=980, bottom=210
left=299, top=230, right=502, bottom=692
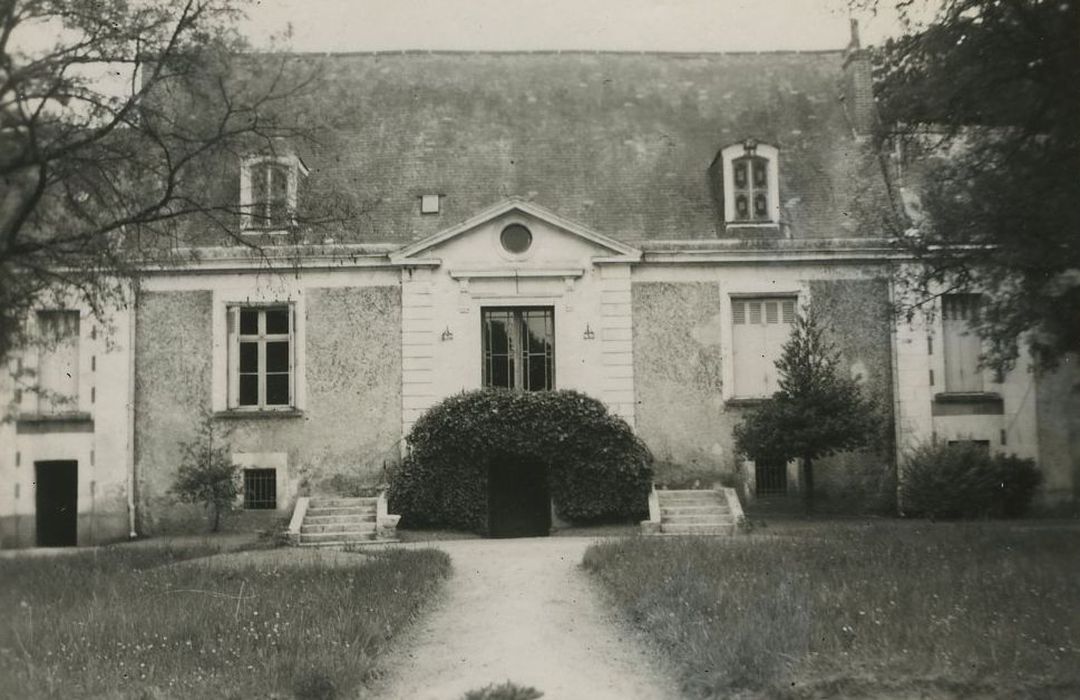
left=487, top=454, right=551, bottom=538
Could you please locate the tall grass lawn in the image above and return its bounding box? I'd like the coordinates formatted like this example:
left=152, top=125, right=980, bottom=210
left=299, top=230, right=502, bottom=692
left=0, top=545, right=451, bottom=699
left=584, top=523, right=1080, bottom=699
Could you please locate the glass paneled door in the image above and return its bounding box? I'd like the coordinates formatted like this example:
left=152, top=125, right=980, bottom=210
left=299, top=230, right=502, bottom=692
left=481, top=307, right=555, bottom=391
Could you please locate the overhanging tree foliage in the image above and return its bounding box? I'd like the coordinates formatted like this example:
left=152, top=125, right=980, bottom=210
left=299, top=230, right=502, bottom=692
left=0, top=0, right=320, bottom=361
left=734, top=311, right=878, bottom=511
left=867, top=0, right=1080, bottom=373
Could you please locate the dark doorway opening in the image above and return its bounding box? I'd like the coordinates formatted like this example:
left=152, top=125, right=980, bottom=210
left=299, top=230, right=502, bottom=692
left=488, top=454, right=551, bottom=538
left=35, top=460, right=78, bottom=547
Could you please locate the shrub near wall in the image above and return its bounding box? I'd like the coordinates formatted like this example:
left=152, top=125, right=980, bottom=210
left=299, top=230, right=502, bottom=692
left=388, top=389, right=653, bottom=532
left=900, top=442, right=1042, bottom=519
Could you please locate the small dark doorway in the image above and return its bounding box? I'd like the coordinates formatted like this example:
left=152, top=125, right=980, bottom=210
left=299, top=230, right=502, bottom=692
left=488, top=455, right=551, bottom=538
left=35, top=460, right=78, bottom=547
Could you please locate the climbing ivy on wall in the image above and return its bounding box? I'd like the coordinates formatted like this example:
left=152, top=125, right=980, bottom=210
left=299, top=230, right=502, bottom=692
left=388, top=389, right=654, bottom=532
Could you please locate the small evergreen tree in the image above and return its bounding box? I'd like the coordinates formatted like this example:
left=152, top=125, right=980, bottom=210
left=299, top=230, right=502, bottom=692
left=734, top=310, right=878, bottom=512
left=171, top=413, right=240, bottom=532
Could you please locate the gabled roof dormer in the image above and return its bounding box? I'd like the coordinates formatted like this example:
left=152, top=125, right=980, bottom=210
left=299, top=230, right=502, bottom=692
left=712, top=139, right=781, bottom=231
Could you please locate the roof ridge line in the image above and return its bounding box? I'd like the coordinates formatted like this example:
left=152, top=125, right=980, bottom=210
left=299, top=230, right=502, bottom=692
left=241, top=48, right=847, bottom=58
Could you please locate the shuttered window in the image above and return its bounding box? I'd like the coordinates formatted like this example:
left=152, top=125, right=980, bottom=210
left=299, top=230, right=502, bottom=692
left=732, top=155, right=771, bottom=222
left=36, top=310, right=80, bottom=414
left=731, top=297, right=796, bottom=398
left=942, top=294, right=984, bottom=393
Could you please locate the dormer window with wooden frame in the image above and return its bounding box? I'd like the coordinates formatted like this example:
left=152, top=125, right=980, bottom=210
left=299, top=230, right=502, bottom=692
left=719, top=140, right=780, bottom=226
left=240, top=154, right=307, bottom=233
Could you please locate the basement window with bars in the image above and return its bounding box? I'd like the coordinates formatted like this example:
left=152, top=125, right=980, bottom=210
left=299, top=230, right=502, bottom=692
left=243, top=468, right=277, bottom=509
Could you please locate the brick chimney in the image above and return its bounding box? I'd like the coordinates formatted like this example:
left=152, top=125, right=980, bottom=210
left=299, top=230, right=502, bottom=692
left=842, top=19, right=876, bottom=137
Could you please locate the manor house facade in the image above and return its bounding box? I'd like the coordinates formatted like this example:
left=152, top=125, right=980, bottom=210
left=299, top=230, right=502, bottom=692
left=2, top=33, right=1077, bottom=546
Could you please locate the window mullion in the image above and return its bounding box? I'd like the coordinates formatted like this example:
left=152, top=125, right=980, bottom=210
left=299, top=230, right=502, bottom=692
left=258, top=310, right=266, bottom=408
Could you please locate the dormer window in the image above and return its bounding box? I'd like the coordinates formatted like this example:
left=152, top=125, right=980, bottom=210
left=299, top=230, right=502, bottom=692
left=240, top=154, right=307, bottom=233
left=719, top=140, right=780, bottom=226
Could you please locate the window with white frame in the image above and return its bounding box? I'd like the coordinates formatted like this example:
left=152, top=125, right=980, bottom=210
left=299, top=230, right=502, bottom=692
left=227, top=306, right=294, bottom=409
left=731, top=296, right=797, bottom=398
left=719, top=140, right=780, bottom=225
left=941, top=293, right=984, bottom=393
left=240, top=155, right=305, bottom=232
left=35, top=310, right=80, bottom=414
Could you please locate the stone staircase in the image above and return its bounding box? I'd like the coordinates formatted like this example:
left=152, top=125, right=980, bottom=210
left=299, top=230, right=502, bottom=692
left=641, top=487, right=743, bottom=536
left=288, top=494, right=400, bottom=547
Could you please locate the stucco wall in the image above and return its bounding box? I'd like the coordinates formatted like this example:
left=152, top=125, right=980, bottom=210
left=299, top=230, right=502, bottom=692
left=134, top=290, right=215, bottom=534
left=632, top=273, right=897, bottom=512
left=808, top=279, right=896, bottom=513
left=632, top=282, right=733, bottom=480
left=1035, top=356, right=1080, bottom=508
left=134, top=281, right=402, bottom=535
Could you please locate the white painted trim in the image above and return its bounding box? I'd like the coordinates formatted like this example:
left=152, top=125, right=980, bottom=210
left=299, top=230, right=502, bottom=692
left=239, top=154, right=305, bottom=234
left=389, top=197, right=642, bottom=263
left=448, top=267, right=585, bottom=280
left=719, top=282, right=811, bottom=402
left=720, top=141, right=780, bottom=225
left=212, top=293, right=306, bottom=414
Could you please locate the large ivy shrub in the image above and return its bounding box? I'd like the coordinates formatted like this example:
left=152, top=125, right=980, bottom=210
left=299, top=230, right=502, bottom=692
left=388, top=389, right=653, bottom=532
left=900, top=442, right=1042, bottom=519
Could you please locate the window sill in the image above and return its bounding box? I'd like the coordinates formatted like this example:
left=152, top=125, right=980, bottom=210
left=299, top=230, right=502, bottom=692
left=16, top=411, right=93, bottom=424
left=933, top=392, right=1002, bottom=404
left=932, top=392, right=1004, bottom=417
left=724, top=222, right=779, bottom=228
left=213, top=409, right=305, bottom=420
left=725, top=397, right=770, bottom=408
left=15, top=412, right=94, bottom=434
left=241, top=226, right=297, bottom=236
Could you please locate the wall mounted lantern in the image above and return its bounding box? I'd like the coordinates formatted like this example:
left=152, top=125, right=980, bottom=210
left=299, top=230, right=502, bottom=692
left=583, top=324, right=596, bottom=341
left=440, top=326, right=454, bottom=341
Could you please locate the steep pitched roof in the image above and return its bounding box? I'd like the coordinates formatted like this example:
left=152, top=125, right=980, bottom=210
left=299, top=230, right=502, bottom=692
left=231, top=50, right=892, bottom=244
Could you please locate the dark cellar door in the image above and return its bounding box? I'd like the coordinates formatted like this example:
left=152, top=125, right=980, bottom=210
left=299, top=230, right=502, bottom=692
left=488, top=455, right=551, bottom=538
left=36, top=460, right=78, bottom=547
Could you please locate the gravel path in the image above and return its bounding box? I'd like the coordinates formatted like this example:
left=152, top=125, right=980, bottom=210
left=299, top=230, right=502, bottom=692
left=370, top=537, right=681, bottom=700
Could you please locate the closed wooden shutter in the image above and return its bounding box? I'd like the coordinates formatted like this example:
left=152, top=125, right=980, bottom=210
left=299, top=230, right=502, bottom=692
left=227, top=306, right=239, bottom=408
left=732, top=296, right=797, bottom=398
left=942, top=295, right=984, bottom=392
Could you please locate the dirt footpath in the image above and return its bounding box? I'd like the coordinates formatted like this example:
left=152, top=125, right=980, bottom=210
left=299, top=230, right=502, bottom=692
left=370, top=537, right=681, bottom=700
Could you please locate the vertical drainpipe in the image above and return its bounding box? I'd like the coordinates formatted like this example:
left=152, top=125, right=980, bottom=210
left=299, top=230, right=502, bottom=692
left=126, top=281, right=138, bottom=538
left=887, top=271, right=905, bottom=515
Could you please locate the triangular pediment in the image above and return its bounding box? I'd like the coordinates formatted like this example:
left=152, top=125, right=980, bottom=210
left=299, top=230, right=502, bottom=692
left=389, top=198, right=641, bottom=264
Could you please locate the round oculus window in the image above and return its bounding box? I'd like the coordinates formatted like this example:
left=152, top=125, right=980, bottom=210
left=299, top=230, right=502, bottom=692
left=500, top=224, right=533, bottom=254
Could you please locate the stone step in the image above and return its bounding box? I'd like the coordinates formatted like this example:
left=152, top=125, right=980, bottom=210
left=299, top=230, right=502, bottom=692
left=304, top=513, right=377, bottom=525
left=663, top=514, right=736, bottom=525
left=308, top=498, right=378, bottom=508
left=660, top=505, right=730, bottom=516
left=301, top=522, right=377, bottom=534
left=659, top=523, right=736, bottom=536
left=299, top=530, right=377, bottom=544
left=306, top=506, right=376, bottom=517
left=657, top=490, right=724, bottom=500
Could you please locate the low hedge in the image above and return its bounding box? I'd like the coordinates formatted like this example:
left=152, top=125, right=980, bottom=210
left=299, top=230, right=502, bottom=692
left=388, top=389, right=653, bottom=532
left=900, top=442, right=1041, bottom=519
